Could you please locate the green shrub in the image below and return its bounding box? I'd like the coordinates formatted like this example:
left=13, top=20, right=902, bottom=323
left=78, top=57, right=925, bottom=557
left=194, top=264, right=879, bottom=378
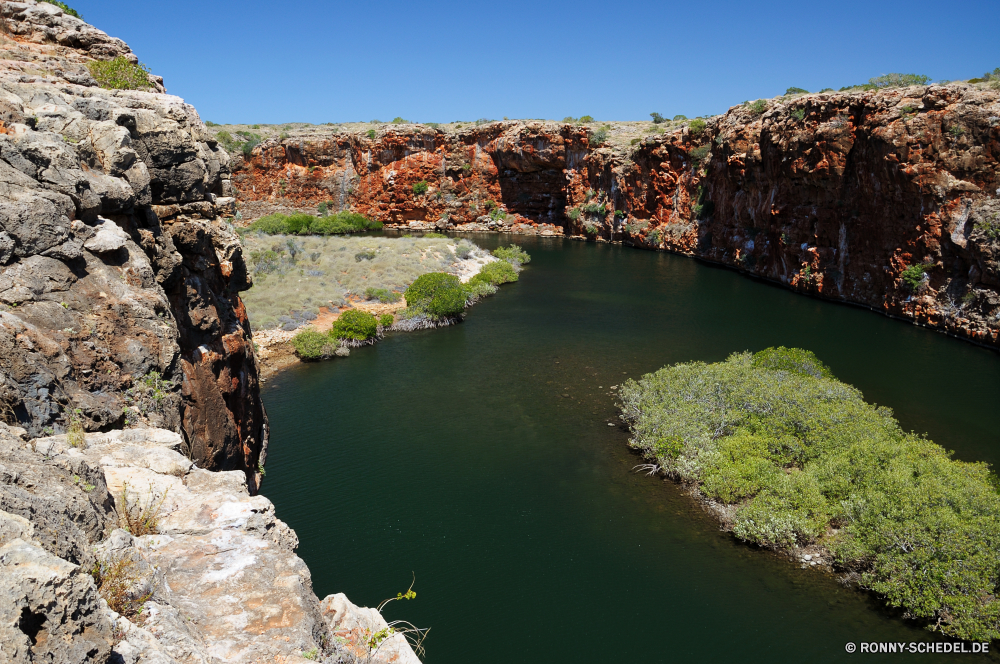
left=620, top=348, right=1000, bottom=641
left=471, top=260, right=518, bottom=286
left=246, top=212, right=381, bottom=236
left=840, top=74, right=931, bottom=92
left=87, top=57, right=153, bottom=91
left=392, top=117, right=409, bottom=124
left=630, top=138, right=641, bottom=145
left=750, top=346, right=834, bottom=379
left=412, top=180, right=429, bottom=195
left=378, top=314, right=394, bottom=327
left=747, top=100, right=768, bottom=116
left=688, top=118, right=706, bottom=135
left=562, top=116, right=577, bottom=123
left=404, top=272, right=466, bottom=319
left=291, top=329, right=334, bottom=360
left=367, top=129, right=377, bottom=140
left=365, top=287, right=401, bottom=303
left=901, top=263, right=933, bottom=290
left=785, top=87, right=809, bottom=95
left=584, top=222, right=600, bottom=235
left=464, top=280, right=498, bottom=302
left=582, top=202, right=605, bottom=215
left=672, top=114, right=688, bottom=121
left=331, top=309, right=379, bottom=341
left=689, top=145, right=711, bottom=163
left=791, top=108, right=806, bottom=121
left=39, top=0, right=81, bottom=19
left=579, top=115, right=594, bottom=123
left=567, top=207, right=581, bottom=221
left=649, top=112, right=665, bottom=124
left=492, top=245, right=531, bottom=266
left=589, top=128, right=609, bottom=146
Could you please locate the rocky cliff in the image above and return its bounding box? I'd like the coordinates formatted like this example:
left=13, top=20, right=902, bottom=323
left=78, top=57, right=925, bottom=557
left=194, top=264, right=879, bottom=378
left=232, top=87, right=1000, bottom=348
left=0, top=424, right=421, bottom=663
left=0, top=0, right=266, bottom=483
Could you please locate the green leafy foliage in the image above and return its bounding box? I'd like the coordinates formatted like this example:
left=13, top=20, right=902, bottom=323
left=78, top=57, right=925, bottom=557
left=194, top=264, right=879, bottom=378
left=791, top=108, right=806, bottom=121
left=412, top=180, right=429, bottom=195
left=901, top=263, right=933, bottom=291
left=746, top=100, right=768, bottom=116
left=290, top=329, right=335, bottom=360
left=379, top=314, right=394, bottom=327
left=39, top=0, right=81, bottom=18
left=840, top=73, right=931, bottom=92
left=367, top=129, right=377, bottom=139
left=620, top=348, right=1000, bottom=640
left=245, top=212, right=381, bottom=236
left=650, top=112, right=666, bottom=124
left=331, top=309, right=378, bottom=341
left=688, top=118, right=707, bottom=135
left=579, top=115, right=594, bottom=123
left=470, top=259, right=518, bottom=286
left=672, top=114, right=688, bottom=121
left=785, top=87, right=809, bottom=95
left=86, top=57, right=153, bottom=91
left=492, top=245, right=531, bottom=267
left=589, top=128, right=609, bottom=146
left=404, top=273, right=467, bottom=319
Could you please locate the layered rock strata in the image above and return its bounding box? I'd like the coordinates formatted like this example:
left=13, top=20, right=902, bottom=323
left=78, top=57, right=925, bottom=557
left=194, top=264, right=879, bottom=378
left=233, top=87, right=1000, bottom=348
left=0, top=423, right=420, bottom=663
left=0, top=1, right=266, bottom=482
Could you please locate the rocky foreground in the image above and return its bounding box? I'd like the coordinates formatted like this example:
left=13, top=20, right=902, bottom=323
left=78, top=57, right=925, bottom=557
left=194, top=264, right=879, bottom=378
left=0, top=423, right=420, bottom=663
left=230, top=83, right=1000, bottom=349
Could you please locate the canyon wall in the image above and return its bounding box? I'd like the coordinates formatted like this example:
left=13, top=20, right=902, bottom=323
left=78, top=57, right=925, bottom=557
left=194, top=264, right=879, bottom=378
left=233, top=87, right=1000, bottom=348
left=0, top=1, right=266, bottom=484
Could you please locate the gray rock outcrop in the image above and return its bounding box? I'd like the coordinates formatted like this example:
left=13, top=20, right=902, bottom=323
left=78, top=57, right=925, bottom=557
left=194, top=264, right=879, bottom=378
left=0, top=0, right=266, bottom=487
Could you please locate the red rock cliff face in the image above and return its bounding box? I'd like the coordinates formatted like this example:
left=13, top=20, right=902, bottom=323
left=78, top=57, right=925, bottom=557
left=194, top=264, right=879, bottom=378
left=232, top=85, right=1000, bottom=349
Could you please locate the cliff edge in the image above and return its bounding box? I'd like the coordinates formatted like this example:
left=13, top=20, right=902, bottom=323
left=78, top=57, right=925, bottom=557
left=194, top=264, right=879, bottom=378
left=0, top=0, right=266, bottom=485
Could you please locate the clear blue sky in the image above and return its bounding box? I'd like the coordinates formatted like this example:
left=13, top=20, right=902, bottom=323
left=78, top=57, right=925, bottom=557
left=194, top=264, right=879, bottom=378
left=72, top=0, right=999, bottom=124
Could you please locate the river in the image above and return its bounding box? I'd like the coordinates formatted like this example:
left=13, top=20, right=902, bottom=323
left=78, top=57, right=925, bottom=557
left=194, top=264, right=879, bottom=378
left=261, top=235, right=1000, bottom=663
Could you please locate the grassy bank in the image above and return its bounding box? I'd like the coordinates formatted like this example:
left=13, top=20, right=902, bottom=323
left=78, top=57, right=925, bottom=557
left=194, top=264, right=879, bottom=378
left=288, top=244, right=530, bottom=360
left=240, top=234, right=494, bottom=331
left=619, top=348, right=1000, bottom=641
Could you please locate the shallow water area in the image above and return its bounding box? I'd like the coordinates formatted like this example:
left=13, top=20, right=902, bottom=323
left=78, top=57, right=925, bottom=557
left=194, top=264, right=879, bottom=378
left=263, top=236, right=1000, bottom=663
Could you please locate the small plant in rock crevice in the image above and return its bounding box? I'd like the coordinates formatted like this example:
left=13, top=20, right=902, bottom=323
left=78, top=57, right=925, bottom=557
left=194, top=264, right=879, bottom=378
left=901, top=263, right=933, bottom=291
left=67, top=408, right=85, bottom=448
left=91, top=554, right=153, bottom=619
left=117, top=482, right=167, bottom=537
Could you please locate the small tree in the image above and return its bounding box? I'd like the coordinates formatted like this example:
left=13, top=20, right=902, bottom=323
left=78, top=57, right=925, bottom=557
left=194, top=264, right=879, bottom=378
left=650, top=112, right=666, bottom=124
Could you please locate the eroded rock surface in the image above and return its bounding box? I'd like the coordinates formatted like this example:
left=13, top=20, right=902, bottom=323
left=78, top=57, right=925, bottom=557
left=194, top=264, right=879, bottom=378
left=233, top=87, right=1000, bottom=347
left=0, top=0, right=266, bottom=483
left=0, top=424, right=422, bottom=663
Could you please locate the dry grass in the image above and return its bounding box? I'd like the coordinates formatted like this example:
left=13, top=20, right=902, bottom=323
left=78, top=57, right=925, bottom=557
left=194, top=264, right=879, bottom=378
left=92, top=554, right=153, bottom=619
left=66, top=408, right=85, bottom=448
left=240, top=234, right=487, bottom=331
left=117, top=482, right=167, bottom=537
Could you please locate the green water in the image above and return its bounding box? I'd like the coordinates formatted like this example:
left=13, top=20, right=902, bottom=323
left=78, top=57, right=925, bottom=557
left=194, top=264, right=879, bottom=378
left=262, top=236, right=1000, bottom=663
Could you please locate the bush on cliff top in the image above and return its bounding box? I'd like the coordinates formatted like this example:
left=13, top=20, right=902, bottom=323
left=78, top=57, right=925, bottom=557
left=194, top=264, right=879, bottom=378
left=87, top=57, right=153, bottom=91
left=246, top=212, right=381, bottom=236
left=39, top=0, right=81, bottom=19
left=620, top=347, right=1000, bottom=641
left=840, top=73, right=931, bottom=92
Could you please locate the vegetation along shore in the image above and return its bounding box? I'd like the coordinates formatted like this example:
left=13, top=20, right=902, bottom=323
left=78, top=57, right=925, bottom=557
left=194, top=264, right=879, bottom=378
left=236, top=209, right=531, bottom=372
left=620, top=347, right=1000, bottom=641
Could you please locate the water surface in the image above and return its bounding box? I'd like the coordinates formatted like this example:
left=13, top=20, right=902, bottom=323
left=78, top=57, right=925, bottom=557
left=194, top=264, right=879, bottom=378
left=263, top=236, right=1000, bottom=663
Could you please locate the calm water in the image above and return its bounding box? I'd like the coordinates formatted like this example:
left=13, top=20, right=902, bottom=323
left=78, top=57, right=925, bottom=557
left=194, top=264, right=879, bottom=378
left=262, top=236, right=1000, bottom=663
